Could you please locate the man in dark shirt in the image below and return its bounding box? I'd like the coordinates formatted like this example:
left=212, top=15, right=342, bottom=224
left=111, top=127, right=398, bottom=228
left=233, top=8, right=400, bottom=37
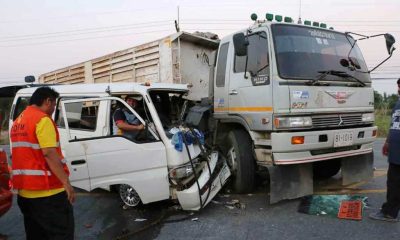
left=370, top=78, right=400, bottom=222
left=113, top=96, right=144, bottom=140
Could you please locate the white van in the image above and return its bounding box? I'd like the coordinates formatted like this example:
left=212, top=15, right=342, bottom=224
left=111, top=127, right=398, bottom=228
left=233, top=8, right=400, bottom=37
left=10, top=83, right=230, bottom=210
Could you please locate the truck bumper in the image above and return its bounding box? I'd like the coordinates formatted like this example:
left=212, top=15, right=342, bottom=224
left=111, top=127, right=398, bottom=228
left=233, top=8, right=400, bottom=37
left=271, top=126, right=376, bottom=165
left=176, top=151, right=231, bottom=211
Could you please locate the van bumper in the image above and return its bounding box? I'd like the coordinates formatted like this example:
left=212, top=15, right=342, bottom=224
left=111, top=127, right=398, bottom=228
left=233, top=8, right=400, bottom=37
left=176, top=151, right=230, bottom=211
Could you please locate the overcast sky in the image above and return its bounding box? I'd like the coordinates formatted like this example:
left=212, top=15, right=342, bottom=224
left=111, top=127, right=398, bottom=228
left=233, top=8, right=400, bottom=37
left=0, top=0, right=399, bottom=94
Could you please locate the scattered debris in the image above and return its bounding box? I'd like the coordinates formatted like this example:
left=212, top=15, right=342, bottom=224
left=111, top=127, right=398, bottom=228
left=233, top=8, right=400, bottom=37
left=212, top=200, right=222, bottom=205
left=134, top=218, right=147, bottom=222
left=225, top=205, right=235, bottom=210
left=247, top=194, right=253, bottom=197
left=84, top=223, right=93, bottom=229
left=191, top=218, right=199, bottom=221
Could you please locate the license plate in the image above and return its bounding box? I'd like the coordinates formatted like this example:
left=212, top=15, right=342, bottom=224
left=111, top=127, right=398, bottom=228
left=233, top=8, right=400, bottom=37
left=334, top=132, right=354, bottom=147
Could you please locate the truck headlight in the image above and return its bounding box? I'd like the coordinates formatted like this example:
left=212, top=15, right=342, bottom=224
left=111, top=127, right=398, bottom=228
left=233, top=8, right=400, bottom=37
left=361, top=113, right=374, bottom=123
left=274, top=116, right=312, bottom=129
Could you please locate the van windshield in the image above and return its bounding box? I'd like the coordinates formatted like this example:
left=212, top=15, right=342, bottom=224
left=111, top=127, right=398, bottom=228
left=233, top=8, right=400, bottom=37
left=271, top=24, right=370, bottom=83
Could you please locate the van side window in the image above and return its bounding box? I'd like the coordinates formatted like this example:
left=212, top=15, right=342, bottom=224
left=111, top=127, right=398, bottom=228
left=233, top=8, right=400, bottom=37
left=234, top=31, right=270, bottom=77
left=13, top=97, right=30, bottom=120
left=63, top=100, right=99, bottom=131
left=216, top=42, right=229, bottom=87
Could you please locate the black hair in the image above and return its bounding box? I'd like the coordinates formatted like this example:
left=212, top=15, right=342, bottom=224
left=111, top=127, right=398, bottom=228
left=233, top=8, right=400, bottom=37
left=397, top=78, right=400, bottom=85
left=29, top=87, right=60, bottom=106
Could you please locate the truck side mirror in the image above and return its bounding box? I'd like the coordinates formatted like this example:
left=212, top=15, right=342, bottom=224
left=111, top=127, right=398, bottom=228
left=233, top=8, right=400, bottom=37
left=384, top=33, right=396, bottom=55
left=233, top=33, right=249, bottom=56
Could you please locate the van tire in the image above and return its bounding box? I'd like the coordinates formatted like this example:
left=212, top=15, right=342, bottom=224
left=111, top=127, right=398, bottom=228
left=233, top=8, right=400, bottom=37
left=118, top=184, right=141, bottom=207
left=225, top=129, right=255, bottom=193
left=313, top=159, right=341, bottom=179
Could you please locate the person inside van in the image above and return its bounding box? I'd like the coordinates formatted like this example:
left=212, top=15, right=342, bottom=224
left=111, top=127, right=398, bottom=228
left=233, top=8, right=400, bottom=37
left=113, top=96, right=144, bottom=140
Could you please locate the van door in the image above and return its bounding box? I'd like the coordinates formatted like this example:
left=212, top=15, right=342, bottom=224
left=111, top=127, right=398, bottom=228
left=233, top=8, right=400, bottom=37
left=60, top=97, right=170, bottom=203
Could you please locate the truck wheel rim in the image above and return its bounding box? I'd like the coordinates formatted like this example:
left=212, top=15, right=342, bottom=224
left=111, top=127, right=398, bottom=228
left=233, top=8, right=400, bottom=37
left=119, top=184, right=140, bottom=206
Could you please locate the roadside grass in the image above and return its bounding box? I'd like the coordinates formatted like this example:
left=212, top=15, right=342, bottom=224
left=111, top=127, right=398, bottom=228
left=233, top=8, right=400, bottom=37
left=375, top=111, right=391, bottom=138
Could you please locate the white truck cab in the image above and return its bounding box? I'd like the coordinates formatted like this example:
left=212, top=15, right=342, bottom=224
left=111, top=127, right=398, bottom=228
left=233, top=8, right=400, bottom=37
left=10, top=83, right=230, bottom=210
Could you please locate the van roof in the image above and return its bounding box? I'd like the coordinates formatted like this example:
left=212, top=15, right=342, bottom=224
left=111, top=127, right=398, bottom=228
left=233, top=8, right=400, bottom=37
left=16, top=82, right=189, bottom=95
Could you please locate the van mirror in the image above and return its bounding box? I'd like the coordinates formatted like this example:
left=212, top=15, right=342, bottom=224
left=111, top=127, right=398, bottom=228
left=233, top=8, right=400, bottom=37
left=233, top=33, right=249, bottom=56
left=385, top=33, right=396, bottom=55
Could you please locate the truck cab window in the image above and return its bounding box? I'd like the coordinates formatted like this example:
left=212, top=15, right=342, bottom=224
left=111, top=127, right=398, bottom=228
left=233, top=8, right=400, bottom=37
left=234, top=31, right=270, bottom=77
left=216, top=42, right=229, bottom=87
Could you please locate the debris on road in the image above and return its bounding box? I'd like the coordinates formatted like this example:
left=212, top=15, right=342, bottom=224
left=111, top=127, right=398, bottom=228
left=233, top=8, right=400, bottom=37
left=134, top=218, right=147, bottom=222
left=298, top=195, right=367, bottom=220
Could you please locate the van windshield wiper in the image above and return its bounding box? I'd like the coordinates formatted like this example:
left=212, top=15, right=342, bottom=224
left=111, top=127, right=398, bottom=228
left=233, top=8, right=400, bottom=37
left=309, top=70, right=365, bottom=86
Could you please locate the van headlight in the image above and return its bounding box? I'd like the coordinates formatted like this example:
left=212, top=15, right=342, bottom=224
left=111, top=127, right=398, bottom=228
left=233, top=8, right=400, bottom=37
left=169, top=163, right=199, bottom=179
left=274, top=116, right=312, bottom=129
left=361, top=113, right=374, bottom=123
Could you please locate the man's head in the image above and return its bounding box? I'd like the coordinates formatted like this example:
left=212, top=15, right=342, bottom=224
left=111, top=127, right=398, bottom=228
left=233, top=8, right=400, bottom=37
left=125, top=96, right=138, bottom=108
left=397, top=78, right=400, bottom=95
left=29, top=87, right=59, bottom=116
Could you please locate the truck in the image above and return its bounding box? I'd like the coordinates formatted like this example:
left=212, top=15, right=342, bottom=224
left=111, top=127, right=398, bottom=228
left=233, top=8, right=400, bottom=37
left=9, top=13, right=396, bottom=206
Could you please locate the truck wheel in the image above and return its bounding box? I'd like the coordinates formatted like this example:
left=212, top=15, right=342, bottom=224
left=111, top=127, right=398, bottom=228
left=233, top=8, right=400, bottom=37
left=313, top=159, right=341, bottom=179
left=118, top=184, right=141, bottom=207
left=225, top=129, right=255, bottom=193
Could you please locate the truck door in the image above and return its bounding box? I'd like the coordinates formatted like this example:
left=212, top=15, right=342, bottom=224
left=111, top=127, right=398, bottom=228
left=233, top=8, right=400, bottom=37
left=60, top=97, right=170, bottom=203
left=228, top=31, right=273, bottom=130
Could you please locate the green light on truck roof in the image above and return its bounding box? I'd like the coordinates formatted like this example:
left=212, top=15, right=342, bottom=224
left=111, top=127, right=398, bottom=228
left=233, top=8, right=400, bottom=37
left=251, top=13, right=258, bottom=21
left=320, top=23, right=327, bottom=28
left=266, top=13, right=274, bottom=21
left=284, top=17, right=293, bottom=23
left=313, top=21, right=319, bottom=27
left=304, top=20, right=311, bottom=26
left=275, top=15, right=282, bottom=22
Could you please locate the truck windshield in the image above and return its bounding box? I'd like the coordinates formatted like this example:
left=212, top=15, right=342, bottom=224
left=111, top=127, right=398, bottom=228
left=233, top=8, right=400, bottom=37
left=271, top=24, right=370, bottom=83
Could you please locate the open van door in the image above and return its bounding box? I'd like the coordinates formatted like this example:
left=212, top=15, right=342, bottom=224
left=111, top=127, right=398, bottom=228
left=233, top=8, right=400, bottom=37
left=59, top=97, right=170, bottom=204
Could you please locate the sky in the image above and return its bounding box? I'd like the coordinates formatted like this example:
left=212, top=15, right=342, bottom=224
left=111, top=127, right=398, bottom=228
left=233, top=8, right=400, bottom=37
left=0, top=0, right=399, bottom=94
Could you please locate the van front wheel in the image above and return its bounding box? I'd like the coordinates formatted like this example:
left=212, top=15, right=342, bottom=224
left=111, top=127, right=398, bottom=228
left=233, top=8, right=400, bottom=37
left=118, top=184, right=141, bottom=207
left=225, top=129, right=255, bottom=193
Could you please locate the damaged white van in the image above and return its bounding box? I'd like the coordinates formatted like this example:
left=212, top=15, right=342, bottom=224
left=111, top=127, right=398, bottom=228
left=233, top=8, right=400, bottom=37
left=10, top=83, right=230, bottom=210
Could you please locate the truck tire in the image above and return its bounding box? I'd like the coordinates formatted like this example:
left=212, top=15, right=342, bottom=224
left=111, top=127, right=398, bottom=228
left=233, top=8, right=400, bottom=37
left=225, top=129, right=255, bottom=193
left=313, top=159, right=341, bottom=179
left=118, top=184, right=141, bottom=207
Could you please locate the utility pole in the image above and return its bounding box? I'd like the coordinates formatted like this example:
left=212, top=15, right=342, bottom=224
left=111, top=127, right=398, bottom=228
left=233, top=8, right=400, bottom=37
left=175, top=6, right=180, bottom=32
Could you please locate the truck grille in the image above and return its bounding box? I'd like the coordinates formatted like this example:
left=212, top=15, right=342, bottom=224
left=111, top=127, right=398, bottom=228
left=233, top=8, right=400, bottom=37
left=312, top=114, right=364, bottom=128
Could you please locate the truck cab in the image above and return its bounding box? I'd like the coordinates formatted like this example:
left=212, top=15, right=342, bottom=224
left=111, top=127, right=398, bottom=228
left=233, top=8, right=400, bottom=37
left=210, top=19, right=394, bottom=202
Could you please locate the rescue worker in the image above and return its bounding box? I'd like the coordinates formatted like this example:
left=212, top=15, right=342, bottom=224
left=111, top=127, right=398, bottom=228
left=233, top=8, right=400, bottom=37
left=370, top=78, right=400, bottom=222
left=113, top=96, right=144, bottom=140
left=11, top=87, right=75, bottom=239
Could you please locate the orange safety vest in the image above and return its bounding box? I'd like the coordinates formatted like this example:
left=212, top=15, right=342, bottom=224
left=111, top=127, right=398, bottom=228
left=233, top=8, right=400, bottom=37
left=10, top=106, right=69, bottom=190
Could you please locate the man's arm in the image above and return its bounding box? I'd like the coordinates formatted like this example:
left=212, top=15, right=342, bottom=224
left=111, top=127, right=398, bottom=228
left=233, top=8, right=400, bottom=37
left=42, top=147, right=75, bottom=204
left=116, top=121, right=144, bottom=131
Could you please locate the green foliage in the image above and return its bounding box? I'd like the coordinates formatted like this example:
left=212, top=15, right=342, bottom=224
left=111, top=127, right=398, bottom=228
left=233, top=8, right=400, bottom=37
left=374, top=91, right=398, bottom=137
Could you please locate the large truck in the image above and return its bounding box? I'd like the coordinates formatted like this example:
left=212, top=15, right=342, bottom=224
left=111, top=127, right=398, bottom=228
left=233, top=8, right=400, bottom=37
left=24, top=14, right=397, bottom=203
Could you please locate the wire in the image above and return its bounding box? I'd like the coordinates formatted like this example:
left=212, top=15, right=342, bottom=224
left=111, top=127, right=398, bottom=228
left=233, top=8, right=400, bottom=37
left=0, top=29, right=172, bottom=48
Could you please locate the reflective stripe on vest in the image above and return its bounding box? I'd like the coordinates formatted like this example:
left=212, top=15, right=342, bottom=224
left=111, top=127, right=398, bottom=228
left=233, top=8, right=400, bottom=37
left=12, top=141, right=61, bottom=149
left=12, top=169, right=52, bottom=176
left=12, top=141, right=41, bottom=149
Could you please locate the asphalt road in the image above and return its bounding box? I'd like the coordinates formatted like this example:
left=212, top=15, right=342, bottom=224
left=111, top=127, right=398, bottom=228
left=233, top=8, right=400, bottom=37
left=1, top=138, right=399, bottom=240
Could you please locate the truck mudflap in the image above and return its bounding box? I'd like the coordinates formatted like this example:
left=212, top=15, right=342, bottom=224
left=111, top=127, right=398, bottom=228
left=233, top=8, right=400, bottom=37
left=266, top=164, right=313, bottom=204
left=341, top=152, right=374, bottom=185
left=176, top=151, right=231, bottom=211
